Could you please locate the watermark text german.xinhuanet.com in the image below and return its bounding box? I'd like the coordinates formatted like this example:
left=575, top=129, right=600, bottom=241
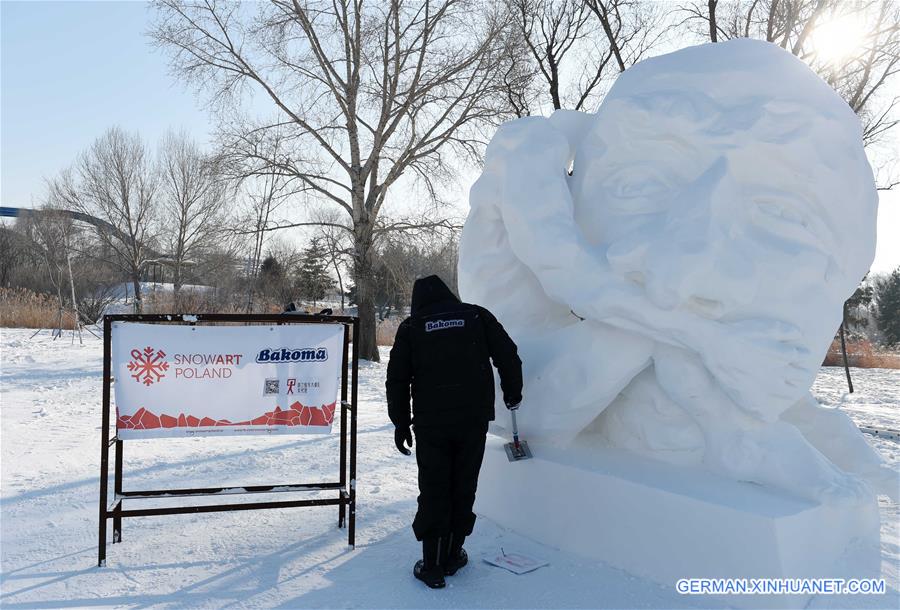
left=676, top=578, right=886, bottom=596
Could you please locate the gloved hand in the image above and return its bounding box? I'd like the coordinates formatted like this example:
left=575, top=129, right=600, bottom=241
left=394, top=425, right=413, bottom=455
left=505, top=396, right=522, bottom=410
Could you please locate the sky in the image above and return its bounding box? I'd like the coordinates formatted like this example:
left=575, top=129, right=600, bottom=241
left=1, top=1, right=212, bottom=206
left=1, top=0, right=898, bottom=275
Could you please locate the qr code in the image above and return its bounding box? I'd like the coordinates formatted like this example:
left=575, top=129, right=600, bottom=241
left=263, top=378, right=280, bottom=395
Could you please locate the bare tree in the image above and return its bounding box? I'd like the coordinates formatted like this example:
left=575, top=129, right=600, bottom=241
left=234, top=163, right=296, bottom=313
left=158, top=129, right=228, bottom=308
left=500, top=0, right=664, bottom=115
left=49, top=127, right=159, bottom=312
left=361, top=228, right=461, bottom=319
left=151, top=0, right=507, bottom=361
left=0, top=227, right=34, bottom=288
left=497, top=13, right=542, bottom=117
left=818, top=1, right=900, bottom=148
left=313, top=207, right=354, bottom=311
left=510, top=0, right=605, bottom=111
left=584, top=0, right=664, bottom=73
left=678, top=0, right=900, bottom=151
left=21, top=208, right=75, bottom=333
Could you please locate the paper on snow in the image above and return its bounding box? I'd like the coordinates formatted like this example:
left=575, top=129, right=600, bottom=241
left=484, top=551, right=549, bottom=575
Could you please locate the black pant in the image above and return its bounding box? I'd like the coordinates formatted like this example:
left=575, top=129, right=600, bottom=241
left=412, top=422, right=488, bottom=541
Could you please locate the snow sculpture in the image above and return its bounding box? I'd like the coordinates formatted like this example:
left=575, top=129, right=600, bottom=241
left=459, top=39, right=895, bottom=504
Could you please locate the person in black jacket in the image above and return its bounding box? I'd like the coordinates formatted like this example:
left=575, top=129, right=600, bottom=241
left=386, top=275, right=522, bottom=589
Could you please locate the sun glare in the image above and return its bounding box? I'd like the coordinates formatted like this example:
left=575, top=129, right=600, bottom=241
left=809, top=14, right=868, bottom=65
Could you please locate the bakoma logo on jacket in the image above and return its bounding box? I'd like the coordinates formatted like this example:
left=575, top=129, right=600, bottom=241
left=425, top=319, right=464, bottom=332
left=256, top=347, right=328, bottom=363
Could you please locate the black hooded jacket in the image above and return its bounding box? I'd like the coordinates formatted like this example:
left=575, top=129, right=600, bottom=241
left=386, top=275, right=522, bottom=428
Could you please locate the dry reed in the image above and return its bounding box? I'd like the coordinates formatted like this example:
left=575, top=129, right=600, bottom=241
left=0, top=287, right=77, bottom=330
left=823, top=336, right=900, bottom=369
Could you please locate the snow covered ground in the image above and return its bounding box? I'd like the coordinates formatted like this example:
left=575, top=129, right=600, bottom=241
left=1, top=327, right=898, bottom=609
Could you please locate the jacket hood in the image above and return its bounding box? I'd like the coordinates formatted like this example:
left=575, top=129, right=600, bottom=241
left=410, top=275, right=460, bottom=314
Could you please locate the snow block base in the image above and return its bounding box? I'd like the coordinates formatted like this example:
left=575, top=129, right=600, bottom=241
left=476, top=435, right=880, bottom=609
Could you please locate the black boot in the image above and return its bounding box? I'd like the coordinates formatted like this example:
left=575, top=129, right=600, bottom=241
left=413, top=537, right=446, bottom=589
left=442, top=532, right=468, bottom=576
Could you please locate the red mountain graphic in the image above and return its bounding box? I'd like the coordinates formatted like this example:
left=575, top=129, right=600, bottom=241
left=117, top=401, right=337, bottom=430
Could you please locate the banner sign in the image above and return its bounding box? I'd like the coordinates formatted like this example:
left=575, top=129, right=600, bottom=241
left=112, top=322, right=344, bottom=439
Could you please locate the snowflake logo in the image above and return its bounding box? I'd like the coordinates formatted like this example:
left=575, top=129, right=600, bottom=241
left=127, top=346, right=169, bottom=386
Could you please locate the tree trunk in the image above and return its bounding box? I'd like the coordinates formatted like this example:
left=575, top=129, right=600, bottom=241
left=708, top=0, right=718, bottom=42
left=66, top=250, right=82, bottom=343
left=839, top=319, right=854, bottom=394
left=334, top=260, right=345, bottom=311
left=173, top=262, right=184, bottom=312
left=593, top=1, right=626, bottom=72
left=548, top=51, right=561, bottom=110
left=55, top=281, right=65, bottom=337
left=766, top=0, right=779, bottom=41
left=132, top=274, right=143, bottom=313
left=353, top=232, right=380, bottom=362
left=173, top=263, right=182, bottom=293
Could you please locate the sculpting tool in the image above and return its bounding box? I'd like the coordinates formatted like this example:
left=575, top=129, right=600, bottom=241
left=504, top=407, right=533, bottom=461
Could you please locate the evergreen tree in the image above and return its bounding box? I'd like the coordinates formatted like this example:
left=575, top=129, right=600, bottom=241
left=257, top=254, right=296, bottom=307
left=296, top=240, right=335, bottom=306
left=258, top=255, right=284, bottom=299
left=259, top=255, right=282, bottom=279
left=845, top=278, right=874, bottom=332
left=875, top=267, right=900, bottom=346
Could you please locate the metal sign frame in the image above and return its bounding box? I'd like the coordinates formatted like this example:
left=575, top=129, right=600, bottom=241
left=98, top=313, right=359, bottom=567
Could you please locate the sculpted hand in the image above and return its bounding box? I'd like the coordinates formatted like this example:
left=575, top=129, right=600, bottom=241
left=700, top=319, right=813, bottom=422
left=578, top=284, right=814, bottom=424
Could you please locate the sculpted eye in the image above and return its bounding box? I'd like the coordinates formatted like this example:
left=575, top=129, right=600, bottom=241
left=755, top=199, right=807, bottom=226
left=605, top=166, right=674, bottom=213
left=751, top=195, right=825, bottom=250
left=611, top=167, right=671, bottom=199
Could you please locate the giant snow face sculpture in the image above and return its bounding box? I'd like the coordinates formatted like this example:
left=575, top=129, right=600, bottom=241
left=459, top=39, right=893, bottom=503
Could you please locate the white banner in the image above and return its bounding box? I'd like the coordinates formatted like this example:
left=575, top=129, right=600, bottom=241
left=112, top=322, right=344, bottom=439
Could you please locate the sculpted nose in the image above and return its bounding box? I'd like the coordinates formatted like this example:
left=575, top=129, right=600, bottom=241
left=607, top=232, right=650, bottom=279
left=646, top=247, right=753, bottom=317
